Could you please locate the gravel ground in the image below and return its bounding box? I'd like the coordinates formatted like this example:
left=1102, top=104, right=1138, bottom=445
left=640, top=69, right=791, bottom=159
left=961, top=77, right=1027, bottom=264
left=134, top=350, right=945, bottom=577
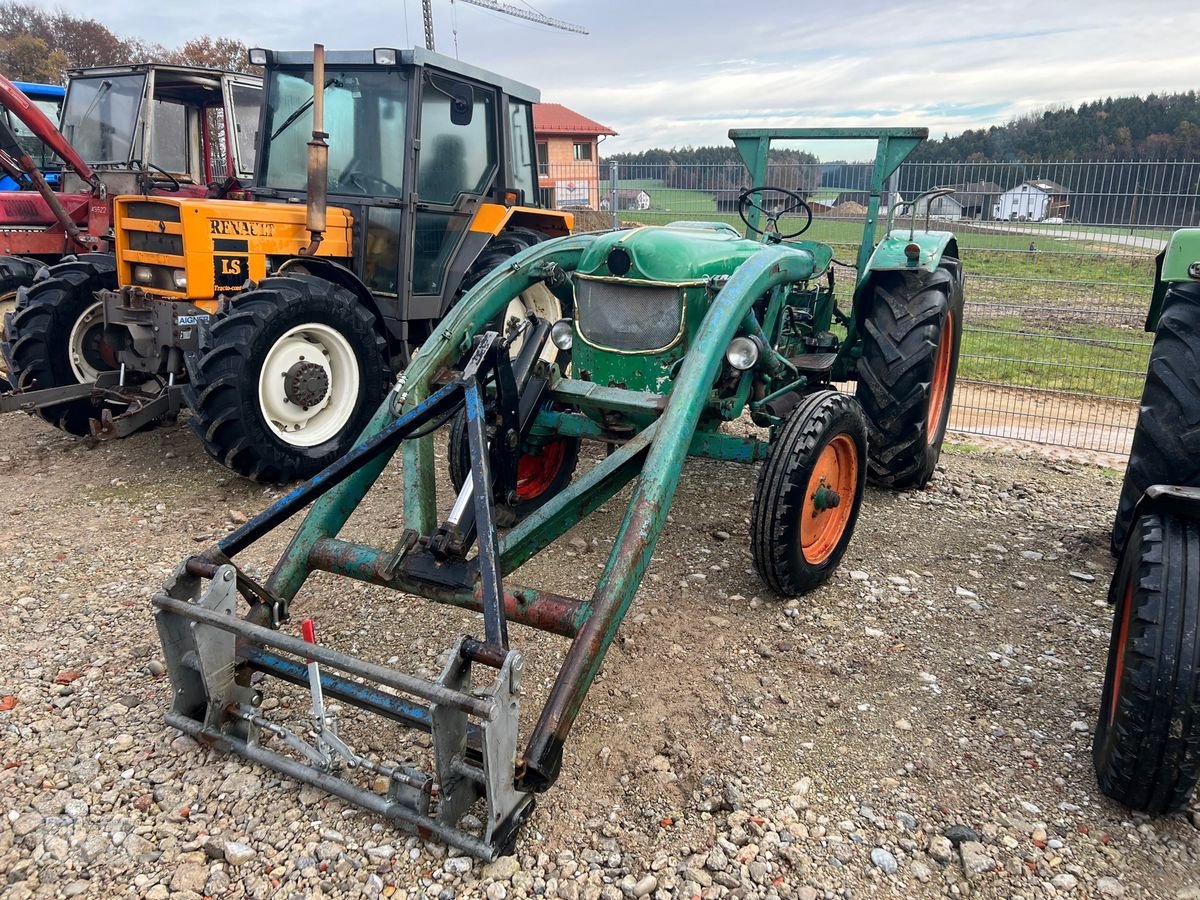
left=1, top=412, right=1198, bottom=900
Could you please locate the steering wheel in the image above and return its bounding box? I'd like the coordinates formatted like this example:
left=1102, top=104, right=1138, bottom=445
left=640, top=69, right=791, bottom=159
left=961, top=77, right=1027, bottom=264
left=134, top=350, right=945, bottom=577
left=738, top=186, right=813, bottom=239
left=337, top=164, right=401, bottom=197
left=132, top=160, right=181, bottom=193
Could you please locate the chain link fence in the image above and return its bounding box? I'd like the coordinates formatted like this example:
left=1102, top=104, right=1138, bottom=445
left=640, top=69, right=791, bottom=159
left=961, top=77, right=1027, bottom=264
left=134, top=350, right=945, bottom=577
left=539, top=158, right=1200, bottom=456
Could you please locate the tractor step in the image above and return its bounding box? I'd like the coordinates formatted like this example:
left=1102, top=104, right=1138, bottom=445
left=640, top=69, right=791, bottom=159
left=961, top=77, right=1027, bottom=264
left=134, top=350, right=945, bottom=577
left=789, top=352, right=838, bottom=373
left=154, top=563, right=533, bottom=860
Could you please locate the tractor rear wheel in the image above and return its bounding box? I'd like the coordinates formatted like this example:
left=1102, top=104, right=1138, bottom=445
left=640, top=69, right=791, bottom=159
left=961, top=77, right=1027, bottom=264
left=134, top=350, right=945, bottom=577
left=184, top=275, right=391, bottom=483
left=855, top=262, right=964, bottom=489
left=0, top=256, right=42, bottom=390
left=3, top=254, right=119, bottom=435
left=1111, top=282, right=1200, bottom=555
left=751, top=390, right=868, bottom=596
left=1093, top=511, right=1200, bottom=813
left=447, top=407, right=580, bottom=522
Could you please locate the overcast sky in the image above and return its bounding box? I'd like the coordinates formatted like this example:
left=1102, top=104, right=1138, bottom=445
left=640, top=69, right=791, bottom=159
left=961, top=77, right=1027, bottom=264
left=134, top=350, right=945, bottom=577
left=34, top=0, right=1200, bottom=155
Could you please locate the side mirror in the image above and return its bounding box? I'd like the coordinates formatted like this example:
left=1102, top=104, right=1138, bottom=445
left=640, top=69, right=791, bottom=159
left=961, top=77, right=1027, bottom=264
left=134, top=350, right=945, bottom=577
left=449, top=84, right=473, bottom=127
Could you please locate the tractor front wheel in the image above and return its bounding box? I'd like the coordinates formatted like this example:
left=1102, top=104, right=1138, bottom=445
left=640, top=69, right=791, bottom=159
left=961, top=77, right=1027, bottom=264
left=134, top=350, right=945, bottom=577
left=751, top=390, right=868, bottom=596
left=855, top=263, right=964, bottom=489
left=184, top=275, right=391, bottom=482
left=1093, top=511, right=1200, bottom=813
left=1111, top=282, right=1200, bottom=555
left=3, top=254, right=120, bottom=435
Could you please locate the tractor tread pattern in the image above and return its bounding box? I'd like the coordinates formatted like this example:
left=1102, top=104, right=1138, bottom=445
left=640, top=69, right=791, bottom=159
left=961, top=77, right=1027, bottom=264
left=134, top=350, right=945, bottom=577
left=183, top=274, right=390, bottom=483
left=1112, top=282, right=1200, bottom=554
left=751, top=390, right=867, bottom=597
left=854, top=265, right=963, bottom=489
left=1093, top=512, right=1200, bottom=813
left=2, top=255, right=117, bottom=435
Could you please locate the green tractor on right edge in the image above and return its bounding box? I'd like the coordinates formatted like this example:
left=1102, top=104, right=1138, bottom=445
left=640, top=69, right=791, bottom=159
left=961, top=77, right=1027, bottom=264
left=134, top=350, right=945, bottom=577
left=1095, top=227, right=1200, bottom=815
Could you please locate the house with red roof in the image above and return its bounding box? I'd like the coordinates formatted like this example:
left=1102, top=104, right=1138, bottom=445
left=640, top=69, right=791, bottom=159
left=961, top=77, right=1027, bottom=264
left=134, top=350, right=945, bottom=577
left=533, top=103, right=617, bottom=210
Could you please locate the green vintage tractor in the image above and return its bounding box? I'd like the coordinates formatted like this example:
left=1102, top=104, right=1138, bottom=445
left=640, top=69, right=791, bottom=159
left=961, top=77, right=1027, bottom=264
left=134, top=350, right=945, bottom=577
left=152, top=127, right=965, bottom=858
left=1095, top=227, right=1200, bottom=814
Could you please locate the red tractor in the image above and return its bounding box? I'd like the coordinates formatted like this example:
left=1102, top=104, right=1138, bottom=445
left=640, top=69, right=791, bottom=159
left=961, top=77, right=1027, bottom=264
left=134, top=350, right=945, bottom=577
left=0, top=64, right=261, bottom=390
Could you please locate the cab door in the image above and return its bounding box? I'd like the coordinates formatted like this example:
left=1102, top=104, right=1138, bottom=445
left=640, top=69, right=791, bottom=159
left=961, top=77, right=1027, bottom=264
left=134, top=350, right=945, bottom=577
left=408, top=69, right=498, bottom=320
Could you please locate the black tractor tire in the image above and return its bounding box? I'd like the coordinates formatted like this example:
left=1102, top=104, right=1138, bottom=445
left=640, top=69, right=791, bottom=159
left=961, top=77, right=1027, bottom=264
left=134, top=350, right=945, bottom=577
left=751, top=390, right=868, bottom=596
left=459, top=227, right=551, bottom=297
left=0, top=255, right=42, bottom=390
left=1111, top=282, right=1200, bottom=556
left=447, top=407, right=580, bottom=523
left=1093, top=511, right=1200, bottom=813
left=184, top=275, right=391, bottom=483
left=3, top=254, right=118, bottom=435
left=854, top=262, right=965, bottom=489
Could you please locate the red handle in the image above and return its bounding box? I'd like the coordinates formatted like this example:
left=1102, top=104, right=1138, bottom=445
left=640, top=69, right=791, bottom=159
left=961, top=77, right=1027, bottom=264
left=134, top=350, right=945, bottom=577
left=301, top=619, right=316, bottom=644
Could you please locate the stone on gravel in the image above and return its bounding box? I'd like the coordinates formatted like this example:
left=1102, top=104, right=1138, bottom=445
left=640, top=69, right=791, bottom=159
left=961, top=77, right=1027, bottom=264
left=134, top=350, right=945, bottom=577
left=443, top=856, right=472, bottom=875
left=945, top=823, right=979, bottom=846
left=170, top=863, right=209, bottom=894
left=633, top=874, right=658, bottom=897
left=928, top=835, right=954, bottom=864
left=223, top=841, right=255, bottom=866
left=959, top=841, right=996, bottom=878
left=1052, top=873, right=1079, bottom=891
left=870, top=847, right=898, bottom=874
left=482, top=855, right=520, bottom=881
left=1096, top=877, right=1125, bottom=897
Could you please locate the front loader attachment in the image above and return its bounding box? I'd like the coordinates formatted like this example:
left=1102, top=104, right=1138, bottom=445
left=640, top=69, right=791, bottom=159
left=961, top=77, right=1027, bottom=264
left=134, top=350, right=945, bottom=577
left=153, top=233, right=817, bottom=857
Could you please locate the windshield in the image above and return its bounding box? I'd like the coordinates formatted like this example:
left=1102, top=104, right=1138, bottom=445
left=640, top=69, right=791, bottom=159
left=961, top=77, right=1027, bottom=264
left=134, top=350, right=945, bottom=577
left=231, top=82, right=261, bottom=175
left=3, top=96, right=63, bottom=170
left=61, top=73, right=146, bottom=165
left=259, top=68, right=408, bottom=198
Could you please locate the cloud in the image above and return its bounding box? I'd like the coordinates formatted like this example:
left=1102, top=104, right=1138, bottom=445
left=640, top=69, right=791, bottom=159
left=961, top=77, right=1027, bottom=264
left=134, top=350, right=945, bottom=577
left=20, top=0, right=1200, bottom=153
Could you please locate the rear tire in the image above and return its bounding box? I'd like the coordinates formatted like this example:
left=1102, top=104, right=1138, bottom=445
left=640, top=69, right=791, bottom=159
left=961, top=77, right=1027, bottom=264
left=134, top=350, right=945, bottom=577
left=3, top=254, right=118, bottom=435
left=1111, top=283, right=1200, bottom=555
left=1093, top=511, right=1200, bottom=813
left=855, top=262, right=964, bottom=489
left=751, top=390, right=868, bottom=596
left=0, top=256, right=41, bottom=391
left=184, top=275, right=391, bottom=483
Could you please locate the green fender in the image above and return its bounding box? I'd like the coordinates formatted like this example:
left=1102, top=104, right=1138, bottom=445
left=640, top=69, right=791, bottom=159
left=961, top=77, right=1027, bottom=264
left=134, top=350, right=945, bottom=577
left=860, top=229, right=959, bottom=280
left=1147, top=228, right=1200, bottom=332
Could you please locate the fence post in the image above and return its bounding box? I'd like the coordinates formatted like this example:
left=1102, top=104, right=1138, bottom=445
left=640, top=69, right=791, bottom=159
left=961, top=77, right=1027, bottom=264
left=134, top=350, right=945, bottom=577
left=610, top=161, right=619, bottom=229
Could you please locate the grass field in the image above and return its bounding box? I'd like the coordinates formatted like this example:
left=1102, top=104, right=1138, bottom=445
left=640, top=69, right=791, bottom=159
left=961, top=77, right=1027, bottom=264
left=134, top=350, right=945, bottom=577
left=615, top=209, right=1157, bottom=401
left=616, top=179, right=718, bottom=213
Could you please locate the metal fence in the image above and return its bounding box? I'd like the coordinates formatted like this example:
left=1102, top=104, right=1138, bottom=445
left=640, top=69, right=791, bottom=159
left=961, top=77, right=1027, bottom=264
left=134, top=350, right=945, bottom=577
left=538, top=159, right=1200, bottom=456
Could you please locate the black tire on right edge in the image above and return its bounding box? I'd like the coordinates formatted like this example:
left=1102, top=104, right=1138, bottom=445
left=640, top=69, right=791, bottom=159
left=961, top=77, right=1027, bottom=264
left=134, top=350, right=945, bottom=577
left=1111, top=282, right=1200, bottom=556
left=1093, top=511, right=1200, bottom=813
left=0, top=255, right=42, bottom=391
left=854, top=261, right=964, bottom=489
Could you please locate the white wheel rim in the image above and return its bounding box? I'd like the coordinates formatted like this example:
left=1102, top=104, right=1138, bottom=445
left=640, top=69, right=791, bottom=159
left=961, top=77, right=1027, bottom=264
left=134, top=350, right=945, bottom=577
left=256, top=322, right=360, bottom=448
left=502, top=283, right=563, bottom=366
left=67, top=301, right=106, bottom=383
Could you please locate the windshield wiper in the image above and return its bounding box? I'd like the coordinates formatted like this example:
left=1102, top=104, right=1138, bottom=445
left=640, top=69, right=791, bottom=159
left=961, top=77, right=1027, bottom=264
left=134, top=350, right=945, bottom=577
left=269, top=78, right=340, bottom=141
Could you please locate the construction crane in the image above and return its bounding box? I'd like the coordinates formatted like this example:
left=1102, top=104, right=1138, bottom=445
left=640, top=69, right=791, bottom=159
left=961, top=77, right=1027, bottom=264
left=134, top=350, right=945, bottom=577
left=420, top=0, right=587, bottom=51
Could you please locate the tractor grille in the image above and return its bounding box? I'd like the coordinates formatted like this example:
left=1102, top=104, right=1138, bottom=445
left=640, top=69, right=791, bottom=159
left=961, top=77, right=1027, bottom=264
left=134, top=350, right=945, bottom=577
left=575, top=277, right=684, bottom=352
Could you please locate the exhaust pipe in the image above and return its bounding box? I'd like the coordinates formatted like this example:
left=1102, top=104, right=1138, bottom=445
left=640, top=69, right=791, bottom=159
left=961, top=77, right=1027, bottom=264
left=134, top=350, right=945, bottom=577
left=299, top=43, right=328, bottom=257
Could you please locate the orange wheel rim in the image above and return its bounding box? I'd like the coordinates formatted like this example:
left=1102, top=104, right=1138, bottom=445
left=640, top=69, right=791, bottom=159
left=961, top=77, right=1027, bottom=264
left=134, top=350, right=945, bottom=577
left=800, top=434, right=858, bottom=564
left=1109, top=576, right=1134, bottom=727
left=515, top=438, right=567, bottom=501
left=926, top=310, right=954, bottom=436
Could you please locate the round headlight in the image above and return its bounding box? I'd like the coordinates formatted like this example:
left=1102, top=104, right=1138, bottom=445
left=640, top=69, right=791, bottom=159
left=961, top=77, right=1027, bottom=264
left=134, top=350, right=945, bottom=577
left=550, top=318, right=574, bottom=351
left=725, top=336, right=761, bottom=371
left=172, top=269, right=187, bottom=290
left=132, top=265, right=153, bottom=285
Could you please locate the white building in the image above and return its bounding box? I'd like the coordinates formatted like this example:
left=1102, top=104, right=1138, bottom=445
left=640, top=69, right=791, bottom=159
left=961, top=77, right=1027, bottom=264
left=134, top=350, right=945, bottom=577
left=994, top=179, right=1069, bottom=222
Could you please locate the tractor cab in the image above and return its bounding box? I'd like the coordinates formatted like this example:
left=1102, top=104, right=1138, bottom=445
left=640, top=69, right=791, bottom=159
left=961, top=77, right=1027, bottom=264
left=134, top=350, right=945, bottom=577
left=246, top=47, right=557, bottom=333
left=59, top=63, right=261, bottom=195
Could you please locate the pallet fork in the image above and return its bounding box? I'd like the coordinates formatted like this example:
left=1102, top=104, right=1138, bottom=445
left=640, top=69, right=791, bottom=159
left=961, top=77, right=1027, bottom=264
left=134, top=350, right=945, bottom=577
left=154, top=235, right=813, bottom=857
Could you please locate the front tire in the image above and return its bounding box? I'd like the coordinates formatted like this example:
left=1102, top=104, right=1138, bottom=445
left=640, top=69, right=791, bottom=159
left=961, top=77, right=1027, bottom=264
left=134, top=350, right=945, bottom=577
left=185, top=275, right=391, bottom=482
left=1111, top=283, right=1200, bottom=555
left=1093, top=511, right=1200, bottom=813
left=3, top=254, right=119, bottom=435
left=855, top=262, right=964, bottom=489
left=751, top=390, right=868, bottom=596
